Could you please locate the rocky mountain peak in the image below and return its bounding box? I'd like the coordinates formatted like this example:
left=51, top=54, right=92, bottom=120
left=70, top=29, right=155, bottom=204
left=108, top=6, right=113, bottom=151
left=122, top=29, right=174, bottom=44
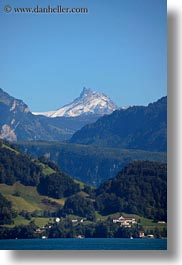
left=33, top=87, right=118, bottom=118
left=0, top=88, right=30, bottom=114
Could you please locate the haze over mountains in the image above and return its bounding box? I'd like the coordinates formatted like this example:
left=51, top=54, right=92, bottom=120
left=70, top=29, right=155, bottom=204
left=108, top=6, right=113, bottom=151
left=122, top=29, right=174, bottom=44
left=19, top=141, right=166, bottom=186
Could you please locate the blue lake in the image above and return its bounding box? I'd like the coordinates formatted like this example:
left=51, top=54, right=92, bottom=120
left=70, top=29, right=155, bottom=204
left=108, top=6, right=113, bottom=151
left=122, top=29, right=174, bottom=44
left=0, top=238, right=167, bottom=250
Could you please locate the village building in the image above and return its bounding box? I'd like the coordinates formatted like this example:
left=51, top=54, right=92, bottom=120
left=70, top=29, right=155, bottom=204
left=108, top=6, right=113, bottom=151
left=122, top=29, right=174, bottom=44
left=55, top=217, right=61, bottom=223
left=113, top=215, right=137, bottom=227
left=138, top=231, right=145, bottom=238
left=147, top=234, right=155, bottom=238
left=157, top=221, right=166, bottom=224
left=71, top=219, right=78, bottom=223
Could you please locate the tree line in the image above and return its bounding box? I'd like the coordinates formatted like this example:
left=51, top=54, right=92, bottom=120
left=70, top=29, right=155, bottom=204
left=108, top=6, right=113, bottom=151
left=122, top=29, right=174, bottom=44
left=0, top=218, right=167, bottom=239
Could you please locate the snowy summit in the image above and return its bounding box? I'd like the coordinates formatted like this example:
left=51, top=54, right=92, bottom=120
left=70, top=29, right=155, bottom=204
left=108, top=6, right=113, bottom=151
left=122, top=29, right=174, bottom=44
left=33, top=87, right=118, bottom=118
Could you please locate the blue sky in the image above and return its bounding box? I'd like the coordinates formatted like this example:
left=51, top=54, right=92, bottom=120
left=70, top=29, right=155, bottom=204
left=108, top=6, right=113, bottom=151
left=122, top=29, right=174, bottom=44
left=0, top=0, right=166, bottom=111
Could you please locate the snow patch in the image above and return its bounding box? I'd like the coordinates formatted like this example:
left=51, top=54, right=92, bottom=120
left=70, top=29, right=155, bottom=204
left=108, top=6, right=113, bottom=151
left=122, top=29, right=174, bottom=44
left=33, top=87, right=118, bottom=118
left=10, top=100, right=17, bottom=111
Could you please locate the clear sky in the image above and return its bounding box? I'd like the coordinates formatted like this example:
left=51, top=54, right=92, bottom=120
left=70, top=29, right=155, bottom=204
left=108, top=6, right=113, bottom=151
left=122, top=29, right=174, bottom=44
left=0, top=0, right=167, bottom=112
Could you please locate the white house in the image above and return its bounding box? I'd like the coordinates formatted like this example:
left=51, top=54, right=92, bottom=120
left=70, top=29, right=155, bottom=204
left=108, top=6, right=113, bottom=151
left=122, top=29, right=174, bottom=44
left=113, top=216, right=125, bottom=223
left=71, top=219, right=78, bottom=223
left=113, top=215, right=137, bottom=227
left=55, top=217, right=61, bottom=223
left=157, top=221, right=166, bottom=224
left=139, top=231, right=145, bottom=238
left=147, top=234, right=154, bottom=238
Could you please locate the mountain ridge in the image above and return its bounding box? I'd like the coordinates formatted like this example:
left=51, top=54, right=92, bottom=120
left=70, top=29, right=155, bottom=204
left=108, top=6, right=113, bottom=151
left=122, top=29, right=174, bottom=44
left=70, top=96, right=167, bottom=152
left=0, top=88, right=30, bottom=114
left=0, top=88, right=102, bottom=141
left=33, top=87, right=118, bottom=118
left=0, top=87, right=118, bottom=141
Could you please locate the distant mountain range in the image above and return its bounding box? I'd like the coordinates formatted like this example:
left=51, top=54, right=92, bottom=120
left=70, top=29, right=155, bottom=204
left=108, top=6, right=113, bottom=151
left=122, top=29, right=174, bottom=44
left=70, top=96, right=167, bottom=152
left=0, top=87, right=167, bottom=153
left=0, top=88, right=116, bottom=141
left=33, top=87, right=118, bottom=117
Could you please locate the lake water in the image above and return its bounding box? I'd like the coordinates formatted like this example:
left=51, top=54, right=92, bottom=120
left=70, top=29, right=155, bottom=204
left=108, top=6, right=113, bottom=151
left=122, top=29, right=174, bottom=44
left=0, top=238, right=167, bottom=250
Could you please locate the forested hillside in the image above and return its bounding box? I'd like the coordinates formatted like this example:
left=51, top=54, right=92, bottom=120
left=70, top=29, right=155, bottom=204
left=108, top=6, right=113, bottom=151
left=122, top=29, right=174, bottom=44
left=0, top=140, right=167, bottom=238
left=0, top=140, right=82, bottom=225
left=70, top=97, right=167, bottom=152
left=96, top=161, right=167, bottom=221
left=18, top=141, right=166, bottom=186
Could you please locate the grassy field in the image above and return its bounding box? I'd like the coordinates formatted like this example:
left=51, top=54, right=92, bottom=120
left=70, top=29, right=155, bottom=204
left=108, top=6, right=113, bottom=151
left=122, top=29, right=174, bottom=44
left=33, top=217, right=54, bottom=227
left=0, top=182, right=65, bottom=213
left=6, top=195, right=40, bottom=212
left=2, top=143, right=19, bottom=154
left=73, top=178, right=85, bottom=189
left=0, top=182, right=61, bottom=228
left=35, top=161, right=56, bottom=176
left=3, top=216, right=54, bottom=228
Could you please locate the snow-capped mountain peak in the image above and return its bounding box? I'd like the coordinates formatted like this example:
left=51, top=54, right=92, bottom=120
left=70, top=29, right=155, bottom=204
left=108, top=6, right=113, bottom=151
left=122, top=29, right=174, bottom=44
left=33, top=87, right=118, bottom=118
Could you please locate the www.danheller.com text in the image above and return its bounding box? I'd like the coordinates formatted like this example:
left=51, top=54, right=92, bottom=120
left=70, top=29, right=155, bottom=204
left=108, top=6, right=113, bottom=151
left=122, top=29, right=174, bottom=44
left=4, top=4, right=89, bottom=14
